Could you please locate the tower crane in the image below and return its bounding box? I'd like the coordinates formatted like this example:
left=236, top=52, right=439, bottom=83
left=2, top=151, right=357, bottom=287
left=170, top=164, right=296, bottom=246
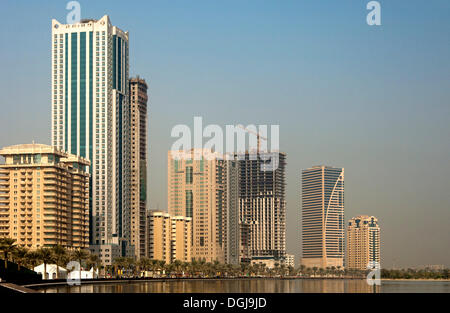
left=237, top=124, right=267, bottom=153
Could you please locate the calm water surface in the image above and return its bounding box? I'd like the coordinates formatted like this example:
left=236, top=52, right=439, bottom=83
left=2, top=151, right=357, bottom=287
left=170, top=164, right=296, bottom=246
left=35, top=279, right=450, bottom=293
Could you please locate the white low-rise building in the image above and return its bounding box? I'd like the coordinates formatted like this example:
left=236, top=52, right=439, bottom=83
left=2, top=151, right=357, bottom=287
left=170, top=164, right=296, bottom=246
left=284, top=254, right=295, bottom=268
left=34, top=264, right=68, bottom=280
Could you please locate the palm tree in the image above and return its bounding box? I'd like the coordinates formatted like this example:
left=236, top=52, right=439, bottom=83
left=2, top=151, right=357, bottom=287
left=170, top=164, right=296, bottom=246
left=240, top=262, right=250, bottom=277
left=149, top=259, right=159, bottom=277
left=157, top=260, right=166, bottom=276
left=138, top=257, right=151, bottom=277
left=25, top=250, right=40, bottom=269
left=0, top=237, right=17, bottom=269
left=172, top=260, right=183, bottom=276
left=181, top=261, right=190, bottom=277
left=113, top=257, right=126, bottom=278
left=330, top=266, right=336, bottom=277
left=200, top=259, right=208, bottom=276
left=280, top=264, right=287, bottom=277
left=51, top=245, right=67, bottom=279
left=212, top=260, right=220, bottom=277
left=12, top=246, right=28, bottom=271
left=87, top=254, right=101, bottom=278
left=312, top=266, right=318, bottom=278
left=37, top=247, right=54, bottom=280
left=71, top=248, right=89, bottom=281
left=125, top=257, right=135, bottom=277
left=298, top=265, right=306, bottom=277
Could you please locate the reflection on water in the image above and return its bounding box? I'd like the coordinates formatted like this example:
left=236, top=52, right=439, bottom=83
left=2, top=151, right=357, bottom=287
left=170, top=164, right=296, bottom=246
left=35, top=279, right=450, bottom=293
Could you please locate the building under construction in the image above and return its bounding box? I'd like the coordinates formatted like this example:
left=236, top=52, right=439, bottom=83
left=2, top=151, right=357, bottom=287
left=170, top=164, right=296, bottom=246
left=237, top=151, right=287, bottom=261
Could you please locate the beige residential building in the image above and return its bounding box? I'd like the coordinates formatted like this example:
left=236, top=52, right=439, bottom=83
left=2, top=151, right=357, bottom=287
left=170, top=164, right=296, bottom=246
left=146, top=210, right=192, bottom=263
left=168, top=149, right=227, bottom=263
left=0, top=143, right=90, bottom=249
left=284, top=254, right=295, bottom=268
left=129, top=76, right=148, bottom=259
left=146, top=210, right=171, bottom=264
left=171, top=215, right=192, bottom=262
left=346, top=215, right=380, bottom=270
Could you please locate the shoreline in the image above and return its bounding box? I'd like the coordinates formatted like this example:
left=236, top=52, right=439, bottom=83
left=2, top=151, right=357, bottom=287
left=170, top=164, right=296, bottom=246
left=24, top=276, right=450, bottom=289
left=381, top=278, right=450, bottom=282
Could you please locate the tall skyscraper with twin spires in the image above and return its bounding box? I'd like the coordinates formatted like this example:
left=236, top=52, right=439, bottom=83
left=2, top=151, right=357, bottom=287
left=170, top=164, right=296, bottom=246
left=50, top=15, right=132, bottom=264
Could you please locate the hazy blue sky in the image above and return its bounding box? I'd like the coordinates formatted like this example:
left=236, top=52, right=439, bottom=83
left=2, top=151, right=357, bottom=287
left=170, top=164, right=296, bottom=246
left=0, top=0, right=449, bottom=268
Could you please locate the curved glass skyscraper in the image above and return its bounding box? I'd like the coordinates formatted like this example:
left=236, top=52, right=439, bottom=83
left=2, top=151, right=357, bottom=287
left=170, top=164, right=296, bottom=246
left=301, top=166, right=344, bottom=268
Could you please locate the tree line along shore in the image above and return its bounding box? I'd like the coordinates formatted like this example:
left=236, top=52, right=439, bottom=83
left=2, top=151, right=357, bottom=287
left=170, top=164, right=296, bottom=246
left=1, top=238, right=449, bottom=281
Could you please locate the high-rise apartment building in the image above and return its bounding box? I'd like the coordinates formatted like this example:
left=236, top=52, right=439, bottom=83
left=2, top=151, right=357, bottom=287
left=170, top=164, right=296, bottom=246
left=171, top=215, right=192, bottom=263
left=237, top=152, right=287, bottom=261
left=346, top=215, right=380, bottom=270
left=301, top=166, right=344, bottom=268
left=146, top=210, right=171, bottom=264
left=168, top=149, right=229, bottom=263
left=51, top=16, right=132, bottom=257
left=145, top=211, right=192, bottom=263
left=224, top=159, right=240, bottom=265
left=129, top=77, right=148, bottom=259
left=0, top=144, right=90, bottom=249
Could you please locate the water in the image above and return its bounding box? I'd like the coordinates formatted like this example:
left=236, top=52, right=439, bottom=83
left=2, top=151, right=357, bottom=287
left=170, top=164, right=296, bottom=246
left=34, top=279, right=450, bottom=293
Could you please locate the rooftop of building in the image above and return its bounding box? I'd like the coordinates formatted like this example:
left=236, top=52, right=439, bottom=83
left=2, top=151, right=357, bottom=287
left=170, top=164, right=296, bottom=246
left=147, top=210, right=170, bottom=217
left=0, top=143, right=64, bottom=155
left=52, top=15, right=128, bottom=38
left=0, top=143, right=90, bottom=165
left=130, top=76, right=148, bottom=88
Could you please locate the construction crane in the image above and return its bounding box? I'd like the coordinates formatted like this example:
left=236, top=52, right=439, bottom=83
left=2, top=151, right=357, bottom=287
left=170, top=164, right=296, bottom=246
left=237, top=124, right=267, bottom=153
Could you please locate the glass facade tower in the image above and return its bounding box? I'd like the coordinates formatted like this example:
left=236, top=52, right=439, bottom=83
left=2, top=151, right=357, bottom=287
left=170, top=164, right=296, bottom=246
left=301, top=166, right=344, bottom=268
left=51, top=16, right=131, bottom=255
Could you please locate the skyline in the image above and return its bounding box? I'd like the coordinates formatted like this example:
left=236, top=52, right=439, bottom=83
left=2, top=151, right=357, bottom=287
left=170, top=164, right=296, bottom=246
left=0, top=0, right=449, bottom=268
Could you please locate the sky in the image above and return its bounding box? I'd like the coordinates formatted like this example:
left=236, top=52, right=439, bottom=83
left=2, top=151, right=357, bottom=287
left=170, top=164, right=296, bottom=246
left=0, top=0, right=449, bottom=268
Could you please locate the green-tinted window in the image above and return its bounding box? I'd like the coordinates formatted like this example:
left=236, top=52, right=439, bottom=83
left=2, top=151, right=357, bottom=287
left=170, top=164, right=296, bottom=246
left=89, top=31, right=93, bottom=164
left=65, top=33, right=68, bottom=150
left=33, top=154, right=42, bottom=164
left=13, top=155, right=20, bottom=164
left=186, top=166, right=193, bottom=184
left=112, top=35, right=116, bottom=89
left=79, top=32, right=86, bottom=157
left=71, top=32, right=78, bottom=155
left=118, top=37, right=122, bottom=91
left=185, top=190, right=193, bottom=218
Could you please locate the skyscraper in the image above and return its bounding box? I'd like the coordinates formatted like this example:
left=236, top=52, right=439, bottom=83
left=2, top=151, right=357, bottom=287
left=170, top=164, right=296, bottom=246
left=145, top=211, right=192, bottom=264
left=171, top=215, right=192, bottom=263
left=129, top=77, right=148, bottom=259
left=0, top=144, right=90, bottom=249
left=301, top=166, right=344, bottom=268
left=238, top=152, right=287, bottom=261
left=168, top=149, right=237, bottom=263
left=146, top=210, right=171, bottom=264
left=347, top=215, right=381, bottom=270
left=224, top=158, right=240, bottom=265
left=51, top=16, right=131, bottom=256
